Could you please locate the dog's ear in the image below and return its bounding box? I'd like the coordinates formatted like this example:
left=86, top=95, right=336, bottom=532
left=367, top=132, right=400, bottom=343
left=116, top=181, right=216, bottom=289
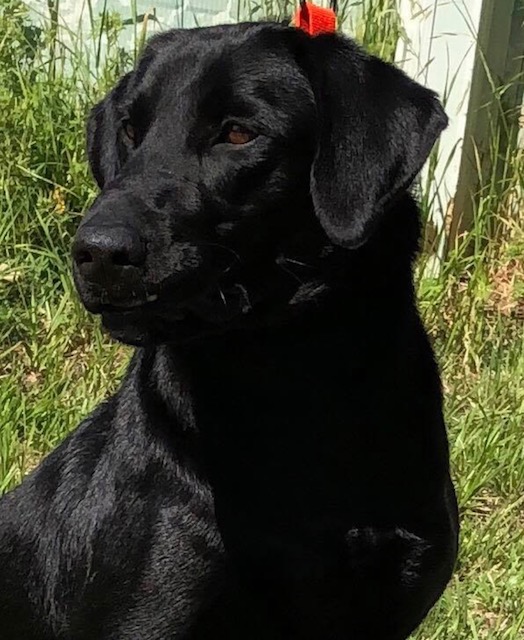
left=86, top=72, right=133, bottom=189
left=304, top=35, right=447, bottom=249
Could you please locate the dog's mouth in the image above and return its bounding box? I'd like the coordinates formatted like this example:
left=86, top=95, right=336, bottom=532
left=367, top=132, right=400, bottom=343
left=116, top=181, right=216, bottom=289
left=94, top=282, right=254, bottom=346
left=103, top=293, right=159, bottom=309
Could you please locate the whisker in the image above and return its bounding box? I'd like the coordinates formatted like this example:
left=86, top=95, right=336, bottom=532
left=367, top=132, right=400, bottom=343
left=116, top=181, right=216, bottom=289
left=234, top=284, right=252, bottom=314
left=276, top=256, right=304, bottom=284
left=218, top=287, right=228, bottom=308
left=282, top=257, right=314, bottom=269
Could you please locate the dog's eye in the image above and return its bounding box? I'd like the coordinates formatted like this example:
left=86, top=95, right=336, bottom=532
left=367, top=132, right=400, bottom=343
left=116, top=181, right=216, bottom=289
left=122, top=121, right=136, bottom=143
left=224, top=124, right=257, bottom=145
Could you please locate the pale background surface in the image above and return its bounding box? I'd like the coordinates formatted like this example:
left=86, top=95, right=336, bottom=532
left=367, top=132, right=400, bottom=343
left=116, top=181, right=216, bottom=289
left=26, top=0, right=524, bottom=254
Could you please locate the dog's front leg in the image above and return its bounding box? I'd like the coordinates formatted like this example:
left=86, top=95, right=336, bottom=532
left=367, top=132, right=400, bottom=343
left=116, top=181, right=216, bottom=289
left=219, top=524, right=455, bottom=640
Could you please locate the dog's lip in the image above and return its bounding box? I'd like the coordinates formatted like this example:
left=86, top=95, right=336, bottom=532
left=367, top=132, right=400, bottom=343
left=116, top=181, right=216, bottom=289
left=100, top=294, right=159, bottom=311
left=98, top=295, right=188, bottom=321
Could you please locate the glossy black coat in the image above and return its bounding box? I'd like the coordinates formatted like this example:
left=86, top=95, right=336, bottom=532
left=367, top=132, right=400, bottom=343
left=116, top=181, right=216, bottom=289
left=0, top=23, right=458, bottom=639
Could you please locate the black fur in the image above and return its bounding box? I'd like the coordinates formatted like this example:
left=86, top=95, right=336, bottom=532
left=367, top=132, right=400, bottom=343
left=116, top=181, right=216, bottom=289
left=0, top=23, right=458, bottom=639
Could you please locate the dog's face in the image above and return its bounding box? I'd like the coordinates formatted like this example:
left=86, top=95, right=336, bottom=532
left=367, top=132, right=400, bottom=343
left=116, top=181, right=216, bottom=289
left=73, top=23, right=447, bottom=346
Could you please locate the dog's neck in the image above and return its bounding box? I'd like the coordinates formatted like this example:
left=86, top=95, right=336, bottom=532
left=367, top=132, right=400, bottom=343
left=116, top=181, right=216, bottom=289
left=149, top=281, right=419, bottom=529
left=109, top=194, right=431, bottom=535
left=151, top=266, right=414, bottom=429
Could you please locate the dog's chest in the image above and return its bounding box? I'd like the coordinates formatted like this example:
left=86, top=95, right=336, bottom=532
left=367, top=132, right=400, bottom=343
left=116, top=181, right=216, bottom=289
left=181, top=328, right=433, bottom=532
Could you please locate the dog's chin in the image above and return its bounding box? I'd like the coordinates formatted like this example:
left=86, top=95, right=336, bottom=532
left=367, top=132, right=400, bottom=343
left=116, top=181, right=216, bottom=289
left=99, top=309, right=206, bottom=347
left=99, top=298, right=247, bottom=347
left=100, top=312, right=154, bottom=347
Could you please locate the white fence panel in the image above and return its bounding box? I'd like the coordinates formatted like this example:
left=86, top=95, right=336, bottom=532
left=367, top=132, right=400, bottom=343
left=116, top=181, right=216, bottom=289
left=397, top=0, right=524, bottom=252
left=396, top=0, right=485, bottom=247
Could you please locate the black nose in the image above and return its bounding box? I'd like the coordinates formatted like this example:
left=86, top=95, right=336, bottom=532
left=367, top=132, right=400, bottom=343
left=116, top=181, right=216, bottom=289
left=73, top=225, right=145, bottom=284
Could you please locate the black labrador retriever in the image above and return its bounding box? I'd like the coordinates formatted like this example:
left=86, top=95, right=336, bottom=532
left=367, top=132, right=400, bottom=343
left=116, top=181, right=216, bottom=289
left=0, top=22, right=459, bottom=640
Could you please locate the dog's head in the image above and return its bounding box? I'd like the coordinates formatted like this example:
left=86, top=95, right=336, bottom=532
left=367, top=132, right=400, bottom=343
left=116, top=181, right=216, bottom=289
left=73, top=23, right=447, bottom=346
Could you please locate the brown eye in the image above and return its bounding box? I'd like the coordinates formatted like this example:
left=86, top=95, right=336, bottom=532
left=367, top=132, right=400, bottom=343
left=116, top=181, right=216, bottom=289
left=123, top=121, right=136, bottom=143
left=225, top=124, right=256, bottom=145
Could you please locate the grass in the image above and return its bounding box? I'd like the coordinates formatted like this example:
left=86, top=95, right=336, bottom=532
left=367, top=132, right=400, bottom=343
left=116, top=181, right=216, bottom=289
left=0, top=1, right=523, bottom=637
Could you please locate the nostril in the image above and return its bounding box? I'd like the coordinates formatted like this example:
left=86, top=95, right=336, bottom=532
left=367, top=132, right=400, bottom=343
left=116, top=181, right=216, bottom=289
left=73, top=225, right=145, bottom=277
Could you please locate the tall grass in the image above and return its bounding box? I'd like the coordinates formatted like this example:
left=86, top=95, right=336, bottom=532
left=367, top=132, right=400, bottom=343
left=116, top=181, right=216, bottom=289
left=0, top=0, right=129, bottom=491
left=0, top=1, right=523, bottom=638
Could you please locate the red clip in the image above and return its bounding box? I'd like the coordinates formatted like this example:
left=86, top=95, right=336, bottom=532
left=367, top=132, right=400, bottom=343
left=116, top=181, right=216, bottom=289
left=294, top=1, right=337, bottom=36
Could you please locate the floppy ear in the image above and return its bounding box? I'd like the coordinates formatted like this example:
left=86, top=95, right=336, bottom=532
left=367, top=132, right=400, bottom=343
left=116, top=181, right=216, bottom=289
left=86, top=72, right=133, bottom=190
left=304, top=35, right=448, bottom=249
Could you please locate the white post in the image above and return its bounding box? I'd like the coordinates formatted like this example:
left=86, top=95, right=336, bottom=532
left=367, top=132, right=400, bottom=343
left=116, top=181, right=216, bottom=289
left=395, top=0, right=486, bottom=262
